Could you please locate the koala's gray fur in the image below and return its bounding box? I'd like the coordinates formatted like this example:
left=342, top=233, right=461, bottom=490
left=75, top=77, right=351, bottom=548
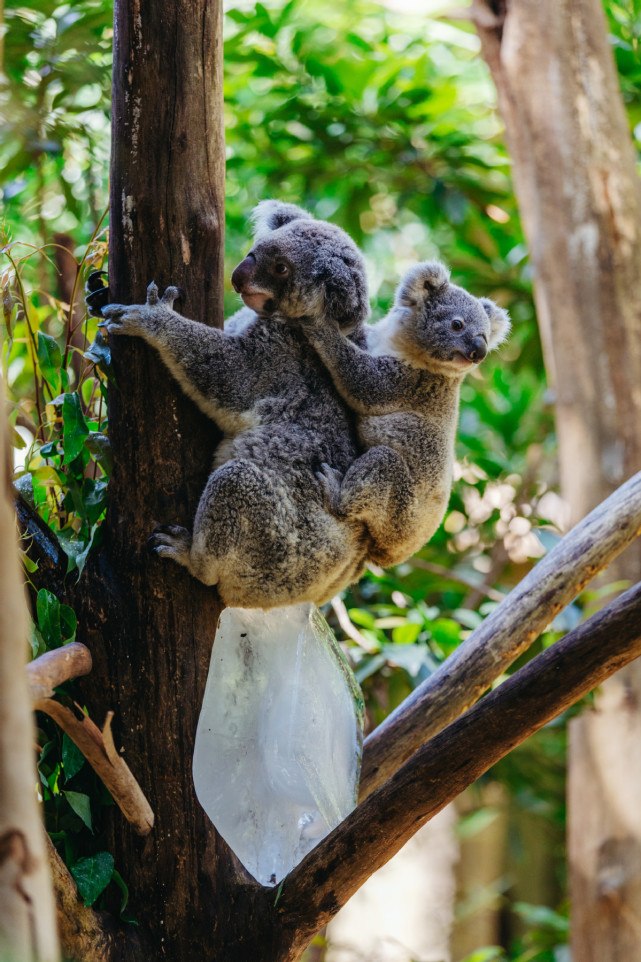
left=99, top=201, right=372, bottom=609
left=300, top=262, right=511, bottom=568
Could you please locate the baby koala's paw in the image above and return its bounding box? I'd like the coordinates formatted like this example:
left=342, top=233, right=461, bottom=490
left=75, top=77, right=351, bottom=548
left=316, top=462, right=345, bottom=515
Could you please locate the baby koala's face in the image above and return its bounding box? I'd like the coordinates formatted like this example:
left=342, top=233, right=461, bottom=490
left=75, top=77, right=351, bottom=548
left=392, top=262, right=510, bottom=376
left=231, top=201, right=369, bottom=333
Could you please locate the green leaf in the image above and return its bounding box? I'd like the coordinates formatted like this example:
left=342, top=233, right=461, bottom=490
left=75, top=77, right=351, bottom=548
left=36, top=331, right=62, bottom=391
left=62, top=393, right=89, bottom=464
left=70, top=852, right=114, bottom=906
left=391, top=622, right=421, bottom=645
left=347, top=607, right=375, bottom=629
left=39, top=440, right=60, bottom=459
left=512, top=902, right=570, bottom=934
left=37, top=589, right=62, bottom=649
left=85, top=432, right=112, bottom=473
left=62, top=733, right=85, bottom=780
left=110, top=868, right=129, bottom=914
left=60, top=604, right=77, bottom=643
left=29, top=621, right=47, bottom=659
left=63, top=791, right=92, bottom=831
left=83, top=329, right=111, bottom=367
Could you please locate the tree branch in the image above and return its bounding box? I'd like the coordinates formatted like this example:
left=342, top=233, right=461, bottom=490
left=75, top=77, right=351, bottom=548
left=277, top=580, right=641, bottom=946
left=361, top=470, right=641, bottom=796
left=35, top=700, right=154, bottom=836
left=14, top=491, right=68, bottom=600
left=26, top=642, right=92, bottom=700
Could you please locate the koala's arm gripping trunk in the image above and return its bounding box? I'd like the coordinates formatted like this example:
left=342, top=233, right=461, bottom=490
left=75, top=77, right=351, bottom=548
left=102, top=292, right=261, bottom=417
left=305, top=324, right=417, bottom=414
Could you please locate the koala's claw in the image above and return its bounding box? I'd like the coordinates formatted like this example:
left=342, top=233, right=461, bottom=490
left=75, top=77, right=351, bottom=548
left=148, top=523, right=190, bottom=545
left=316, top=462, right=344, bottom=514
left=148, top=524, right=192, bottom=565
left=85, top=270, right=110, bottom=318
left=97, top=304, right=127, bottom=335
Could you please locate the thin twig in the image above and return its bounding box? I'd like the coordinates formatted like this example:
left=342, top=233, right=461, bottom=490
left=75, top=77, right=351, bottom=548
left=409, top=557, right=506, bottom=603
left=35, top=699, right=154, bottom=836
left=330, top=595, right=379, bottom=653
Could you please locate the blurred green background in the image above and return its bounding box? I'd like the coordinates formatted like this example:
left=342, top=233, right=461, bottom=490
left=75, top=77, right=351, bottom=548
left=2, top=0, right=640, bottom=957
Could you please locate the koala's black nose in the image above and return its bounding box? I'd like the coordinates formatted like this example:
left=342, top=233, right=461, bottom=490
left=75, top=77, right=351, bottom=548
left=231, top=253, right=256, bottom=293
left=465, top=337, right=488, bottom=363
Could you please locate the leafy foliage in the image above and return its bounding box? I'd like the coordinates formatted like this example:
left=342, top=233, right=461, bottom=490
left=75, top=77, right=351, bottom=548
left=2, top=0, right=640, bottom=954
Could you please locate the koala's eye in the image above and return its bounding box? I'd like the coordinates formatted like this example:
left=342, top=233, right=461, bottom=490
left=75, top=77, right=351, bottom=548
left=451, top=318, right=464, bottom=332
left=273, top=262, right=289, bottom=276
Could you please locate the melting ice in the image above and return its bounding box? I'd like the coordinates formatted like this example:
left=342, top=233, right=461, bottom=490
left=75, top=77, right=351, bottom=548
left=192, top=603, right=364, bottom=886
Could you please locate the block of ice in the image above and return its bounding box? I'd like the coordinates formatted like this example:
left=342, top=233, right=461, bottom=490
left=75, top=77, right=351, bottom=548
left=193, top=603, right=364, bottom=887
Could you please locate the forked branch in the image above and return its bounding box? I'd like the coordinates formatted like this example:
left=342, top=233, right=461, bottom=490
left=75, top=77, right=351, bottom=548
left=35, top=699, right=154, bottom=836
left=26, top=642, right=154, bottom=834
left=277, top=580, right=641, bottom=948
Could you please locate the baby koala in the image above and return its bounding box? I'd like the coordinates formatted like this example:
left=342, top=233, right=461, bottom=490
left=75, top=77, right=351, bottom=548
left=99, top=201, right=371, bottom=609
left=300, top=262, right=510, bottom=567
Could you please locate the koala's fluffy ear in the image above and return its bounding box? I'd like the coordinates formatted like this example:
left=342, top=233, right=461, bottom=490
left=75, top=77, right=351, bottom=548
left=394, top=260, right=450, bottom=308
left=320, top=250, right=370, bottom=332
left=421, top=262, right=450, bottom=296
left=250, top=200, right=313, bottom=238
left=480, top=298, right=511, bottom=350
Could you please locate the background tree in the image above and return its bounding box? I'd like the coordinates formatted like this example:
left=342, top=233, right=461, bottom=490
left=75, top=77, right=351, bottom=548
left=474, top=1, right=641, bottom=958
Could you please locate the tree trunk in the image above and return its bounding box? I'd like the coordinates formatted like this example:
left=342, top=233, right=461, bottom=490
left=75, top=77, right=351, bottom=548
left=73, top=0, right=274, bottom=957
left=474, top=1, right=641, bottom=958
left=0, top=375, right=59, bottom=960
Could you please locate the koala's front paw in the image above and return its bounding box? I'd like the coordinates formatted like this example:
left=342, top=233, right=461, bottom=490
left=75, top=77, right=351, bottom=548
left=316, top=462, right=345, bottom=515
left=98, top=302, right=145, bottom=337
left=98, top=281, right=183, bottom=337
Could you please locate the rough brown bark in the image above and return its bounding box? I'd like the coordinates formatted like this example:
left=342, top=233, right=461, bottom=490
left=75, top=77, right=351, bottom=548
left=72, top=0, right=266, bottom=958
left=277, top=579, right=641, bottom=950
left=474, top=2, right=641, bottom=957
left=0, top=378, right=59, bottom=960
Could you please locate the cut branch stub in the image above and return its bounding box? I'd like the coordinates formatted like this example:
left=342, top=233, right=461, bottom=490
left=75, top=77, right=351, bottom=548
left=26, top=642, right=92, bottom=700
left=361, top=469, right=641, bottom=797
left=35, top=699, right=154, bottom=836
left=277, top=579, right=641, bottom=950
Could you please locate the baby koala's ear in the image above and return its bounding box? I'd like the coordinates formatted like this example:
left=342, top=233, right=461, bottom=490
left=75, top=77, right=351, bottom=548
left=394, top=260, right=450, bottom=308
left=480, top=298, right=511, bottom=350
left=421, top=261, right=451, bottom=297
left=250, top=200, right=313, bottom=238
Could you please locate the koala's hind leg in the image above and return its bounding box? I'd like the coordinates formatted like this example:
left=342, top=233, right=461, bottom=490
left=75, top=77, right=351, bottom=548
left=186, top=458, right=293, bottom=601
left=319, top=445, right=413, bottom=559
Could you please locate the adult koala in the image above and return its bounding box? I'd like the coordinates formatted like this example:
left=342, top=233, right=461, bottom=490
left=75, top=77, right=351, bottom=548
left=99, top=202, right=370, bottom=609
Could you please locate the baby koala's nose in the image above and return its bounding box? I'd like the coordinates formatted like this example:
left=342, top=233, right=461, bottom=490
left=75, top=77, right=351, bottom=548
left=231, top=253, right=256, bottom=293
left=465, top=337, right=488, bottom=363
